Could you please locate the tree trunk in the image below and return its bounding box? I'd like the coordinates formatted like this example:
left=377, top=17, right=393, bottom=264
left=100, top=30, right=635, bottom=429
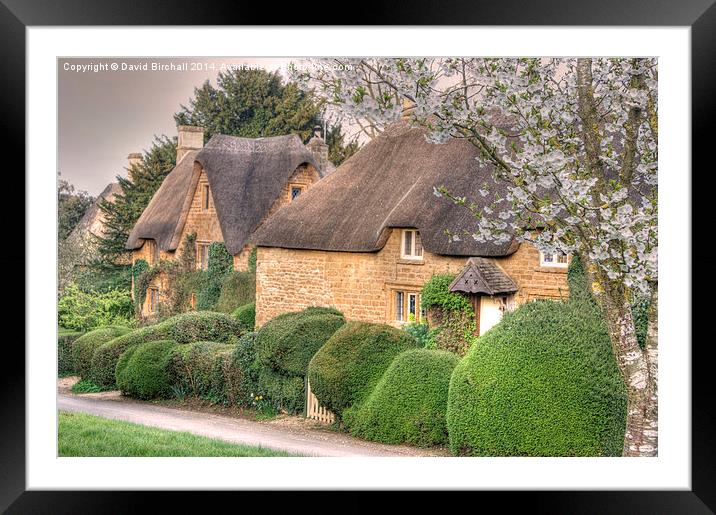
left=598, top=274, right=658, bottom=457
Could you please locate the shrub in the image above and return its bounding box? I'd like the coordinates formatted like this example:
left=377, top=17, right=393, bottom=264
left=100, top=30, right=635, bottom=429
left=446, top=298, right=627, bottom=457
left=90, top=325, right=169, bottom=387
left=227, top=332, right=261, bottom=407
left=58, top=283, right=134, bottom=331
left=58, top=329, right=83, bottom=375
left=346, top=349, right=459, bottom=447
left=420, top=275, right=476, bottom=356
left=254, top=307, right=345, bottom=413
left=308, top=321, right=420, bottom=418
left=167, top=341, right=236, bottom=402
left=116, top=340, right=178, bottom=399
left=232, top=302, right=256, bottom=333
left=216, top=272, right=256, bottom=314
left=402, top=322, right=430, bottom=347
left=70, top=326, right=131, bottom=379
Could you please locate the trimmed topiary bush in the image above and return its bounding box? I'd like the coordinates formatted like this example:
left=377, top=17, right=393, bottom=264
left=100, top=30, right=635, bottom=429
left=254, top=307, right=345, bottom=413
left=167, top=341, right=236, bottom=402
left=232, top=302, right=256, bottom=333
left=446, top=298, right=627, bottom=456
left=58, top=329, right=83, bottom=375
left=216, top=271, right=256, bottom=314
left=227, top=332, right=261, bottom=407
left=346, top=348, right=459, bottom=447
left=70, top=326, right=131, bottom=379
left=308, top=321, right=420, bottom=419
left=116, top=340, right=178, bottom=399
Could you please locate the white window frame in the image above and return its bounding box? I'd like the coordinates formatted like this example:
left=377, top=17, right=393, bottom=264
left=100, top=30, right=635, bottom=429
left=400, top=229, right=423, bottom=260
left=539, top=250, right=569, bottom=268
left=196, top=241, right=210, bottom=271
left=394, top=290, right=422, bottom=323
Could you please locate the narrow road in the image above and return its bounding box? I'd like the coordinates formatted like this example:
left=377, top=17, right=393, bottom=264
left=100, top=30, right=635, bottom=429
left=58, top=392, right=448, bottom=457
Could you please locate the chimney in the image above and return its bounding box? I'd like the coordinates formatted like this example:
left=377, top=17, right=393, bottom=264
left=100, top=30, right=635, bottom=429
left=176, top=125, right=204, bottom=163
left=306, top=125, right=331, bottom=174
left=401, top=97, right=416, bottom=120
left=127, top=152, right=143, bottom=180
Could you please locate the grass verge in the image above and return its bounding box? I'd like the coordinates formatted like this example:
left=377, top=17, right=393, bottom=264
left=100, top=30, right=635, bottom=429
left=58, top=411, right=299, bottom=457
left=71, top=379, right=114, bottom=394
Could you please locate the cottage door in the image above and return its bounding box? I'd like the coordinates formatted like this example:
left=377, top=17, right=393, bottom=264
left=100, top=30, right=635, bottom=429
left=478, top=296, right=504, bottom=336
left=470, top=294, right=481, bottom=336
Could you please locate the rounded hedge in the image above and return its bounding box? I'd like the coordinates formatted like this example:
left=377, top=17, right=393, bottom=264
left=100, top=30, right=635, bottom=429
left=116, top=340, right=178, bottom=399
left=345, top=348, right=459, bottom=447
left=232, top=302, right=256, bottom=334
left=70, top=326, right=131, bottom=379
left=89, top=311, right=242, bottom=388
left=58, top=330, right=83, bottom=375
left=167, top=341, right=235, bottom=402
left=447, top=299, right=627, bottom=457
left=308, top=321, right=420, bottom=418
left=228, top=332, right=260, bottom=407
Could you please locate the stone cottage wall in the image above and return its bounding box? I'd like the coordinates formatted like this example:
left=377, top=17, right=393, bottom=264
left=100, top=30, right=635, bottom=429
left=255, top=230, right=569, bottom=327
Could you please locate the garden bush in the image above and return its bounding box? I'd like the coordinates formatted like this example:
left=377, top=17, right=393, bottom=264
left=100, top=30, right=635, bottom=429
left=167, top=341, right=236, bottom=403
left=70, top=326, right=131, bottom=379
left=446, top=298, right=627, bottom=456
left=58, top=329, right=83, bottom=375
left=216, top=272, right=256, bottom=314
left=308, top=321, right=420, bottom=418
left=421, top=274, right=476, bottom=356
left=232, top=302, right=256, bottom=333
left=254, top=307, right=345, bottom=413
left=227, top=332, right=261, bottom=407
left=346, top=348, right=459, bottom=447
left=58, top=282, right=134, bottom=331
left=116, top=340, right=179, bottom=399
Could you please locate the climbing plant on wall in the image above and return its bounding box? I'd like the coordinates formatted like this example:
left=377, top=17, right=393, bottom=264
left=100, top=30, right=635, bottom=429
left=196, top=242, right=233, bottom=310
left=421, top=274, right=476, bottom=357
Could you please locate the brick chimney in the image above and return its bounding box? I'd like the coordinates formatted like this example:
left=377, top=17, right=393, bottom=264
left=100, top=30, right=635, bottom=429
left=127, top=152, right=143, bottom=180
left=306, top=125, right=331, bottom=174
left=176, top=125, right=204, bottom=162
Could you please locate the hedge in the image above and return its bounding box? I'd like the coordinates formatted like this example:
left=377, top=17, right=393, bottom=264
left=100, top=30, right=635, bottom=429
left=228, top=332, right=261, bottom=407
left=216, top=271, right=256, bottom=314
left=446, top=298, right=627, bottom=456
left=70, top=326, right=131, bottom=379
left=307, top=321, right=420, bottom=418
left=58, top=329, right=83, bottom=375
left=167, top=341, right=236, bottom=403
left=232, top=302, right=256, bottom=333
left=346, top=348, right=459, bottom=447
left=116, top=340, right=179, bottom=399
left=254, top=307, right=345, bottom=413
left=90, top=311, right=242, bottom=388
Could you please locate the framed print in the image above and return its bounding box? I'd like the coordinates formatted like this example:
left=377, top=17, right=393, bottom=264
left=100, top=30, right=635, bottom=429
left=5, top=0, right=711, bottom=511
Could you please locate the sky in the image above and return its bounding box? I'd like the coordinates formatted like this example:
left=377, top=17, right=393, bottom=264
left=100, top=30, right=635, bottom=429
left=58, top=57, right=294, bottom=196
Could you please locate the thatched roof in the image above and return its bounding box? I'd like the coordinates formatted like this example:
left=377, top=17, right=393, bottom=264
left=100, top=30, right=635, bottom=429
left=67, top=182, right=121, bottom=244
left=449, top=257, right=518, bottom=296
left=252, top=120, right=518, bottom=257
left=126, top=134, right=320, bottom=254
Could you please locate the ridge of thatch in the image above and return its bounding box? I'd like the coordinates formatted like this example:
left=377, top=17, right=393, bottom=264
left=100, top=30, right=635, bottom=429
left=449, top=257, right=518, bottom=296
left=252, top=120, right=518, bottom=257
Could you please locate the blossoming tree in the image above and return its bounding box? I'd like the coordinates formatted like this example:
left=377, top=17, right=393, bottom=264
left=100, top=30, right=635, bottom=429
left=292, top=58, right=658, bottom=457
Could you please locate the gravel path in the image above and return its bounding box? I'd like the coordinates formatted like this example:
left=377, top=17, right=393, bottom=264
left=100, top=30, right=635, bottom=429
left=58, top=380, right=449, bottom=457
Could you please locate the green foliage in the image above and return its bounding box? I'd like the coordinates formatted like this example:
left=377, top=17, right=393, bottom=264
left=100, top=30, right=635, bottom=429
left=254, top=307, right=346, bottom=414
left=131, top=259, right=149, bottom=306
left=116, top=340, right=179, bottom=399
left=346, top=349, right=459, bottom=447
left=215, top=272, right=256, bottom=313
left=247, top=246, right=257, bottom=273
left=167, top=341, right=236, bottom=403
left=58, top=330, right=83, bottom=375
left=325, top=124, right=361, bottom=166
left=567, top=254, right=594, bottom=303
left=421, top=274, right=473, bottom=313
left=420, top=274, right=476, bottom=356
left=71, top=379, right=112, bottom=393
left=196, top=242, right=234, bottom=310
left=402, top=322, right=430, bottom=346
left=232, top=302, right=256, bottom=333
left=228, top=332, right=262, bottom=407
left=95, top=136, right=177, bottom=265
left=58, top=175, right=94, bottom=241
left=631, top=296, right=650, bottom=350
left=70, top=326, right=131, bottom=378
left=307, top=321, right=420, bottom=419
left=58, top=283, right=134, bottom=331
left=446, top=298, right=627, bottom=457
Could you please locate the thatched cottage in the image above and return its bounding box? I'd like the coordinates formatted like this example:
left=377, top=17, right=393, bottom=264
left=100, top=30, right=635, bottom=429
left=126, top=125, right=330, bottom=316
left=252, top=120, right=570, bottom=333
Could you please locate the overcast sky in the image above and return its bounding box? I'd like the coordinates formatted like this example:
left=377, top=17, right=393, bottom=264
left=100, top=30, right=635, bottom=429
left=58, top=57, right=294, bottom=196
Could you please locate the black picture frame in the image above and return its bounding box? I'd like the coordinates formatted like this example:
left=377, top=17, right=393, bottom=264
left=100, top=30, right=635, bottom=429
left=5, top=0, right=709, bottom=512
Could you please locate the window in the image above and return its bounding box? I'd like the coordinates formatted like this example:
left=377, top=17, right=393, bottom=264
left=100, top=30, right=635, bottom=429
left=202, top=184, right=210, bottom=211
left=196, top=242, right=210, bottom=270
left=539, top=251, right=569, bottom=268
left=291, top=186, right=303, bottom=200
left=148, top=288, right=159, bottom=313
left=394, top=290, right=422, bottom=323
left=401, top=229, right=423, bottom=260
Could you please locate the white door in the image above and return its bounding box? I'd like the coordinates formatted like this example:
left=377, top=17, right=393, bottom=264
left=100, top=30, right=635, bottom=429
left=479, top=296, right=504, bottom=336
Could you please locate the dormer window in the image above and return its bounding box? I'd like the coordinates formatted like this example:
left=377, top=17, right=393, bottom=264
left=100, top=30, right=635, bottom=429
left=539, top=250, right=569, bottom=268
left=291, top=185, right=303, bottom=200
left=202, top=184, right=210, bottom=212
left=401, top=229, right=423, bottom=260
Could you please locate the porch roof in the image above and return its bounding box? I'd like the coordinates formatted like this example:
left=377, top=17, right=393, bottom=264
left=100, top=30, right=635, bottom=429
left=449, top=257, right=518, bottom=296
